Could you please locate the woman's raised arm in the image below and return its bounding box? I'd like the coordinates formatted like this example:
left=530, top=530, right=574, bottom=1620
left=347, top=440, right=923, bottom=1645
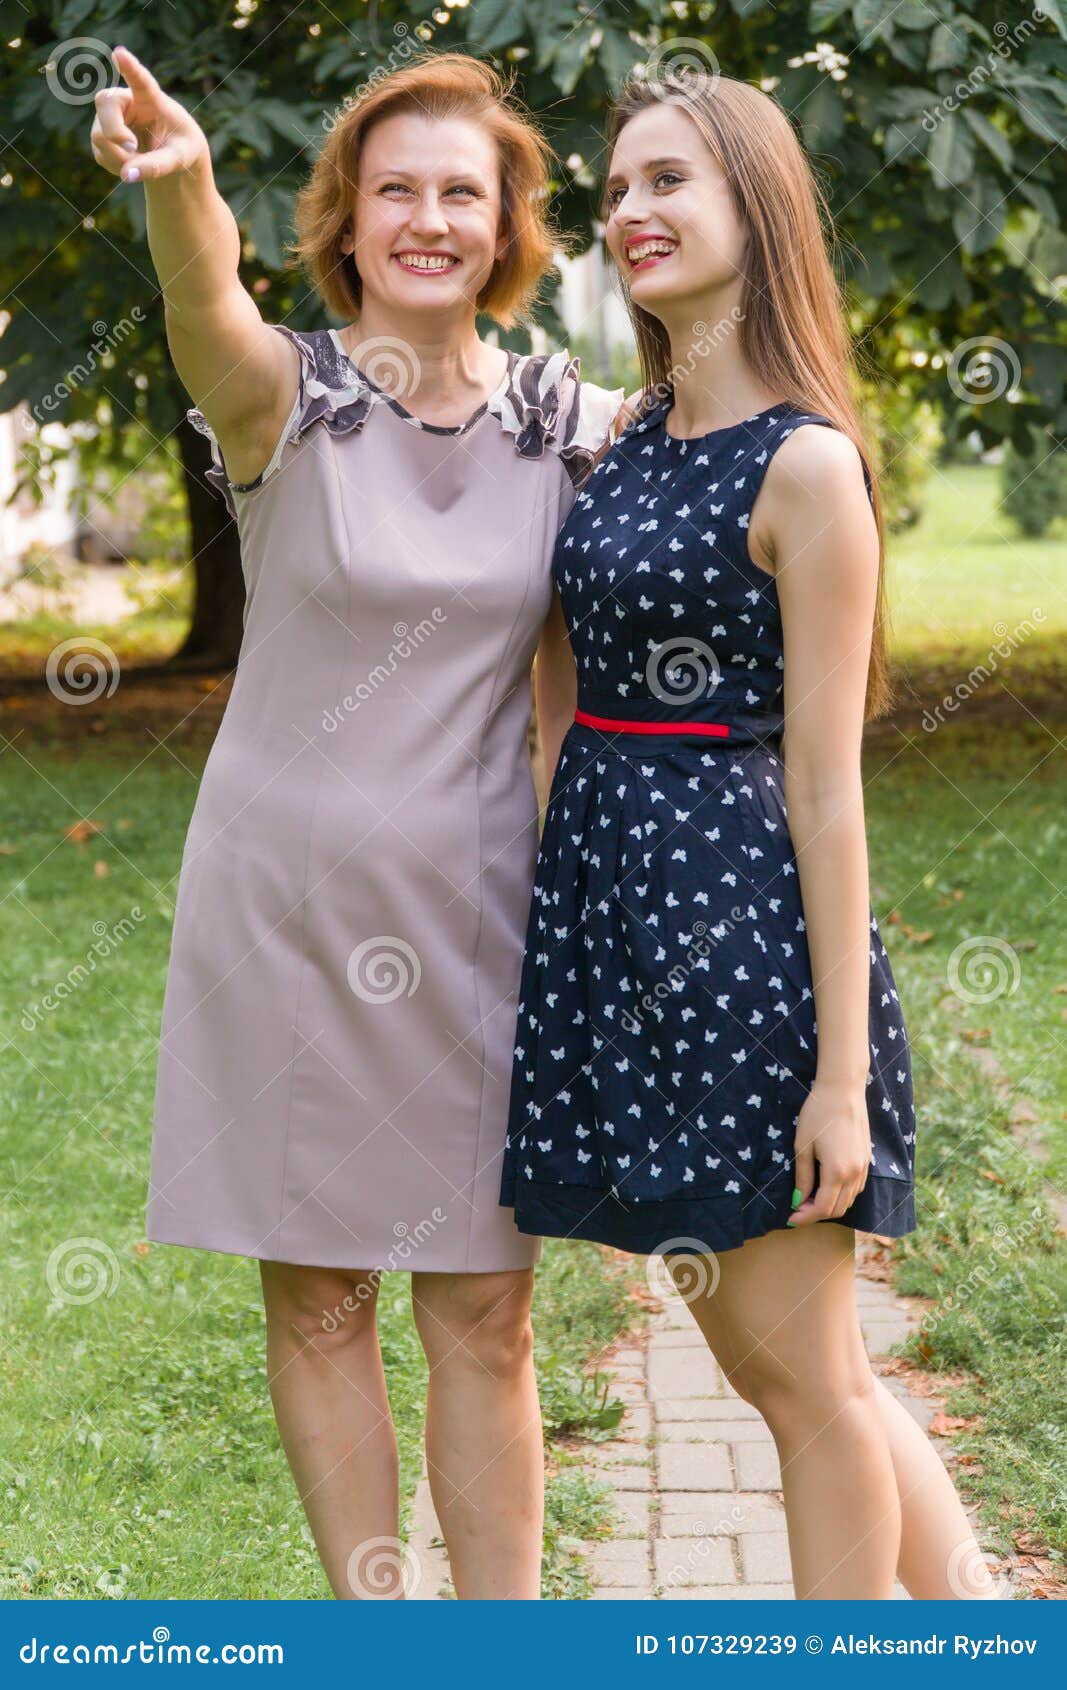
left=91, top=45, right=299, bottom=487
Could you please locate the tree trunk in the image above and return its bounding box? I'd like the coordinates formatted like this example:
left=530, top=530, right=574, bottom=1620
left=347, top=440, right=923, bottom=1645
left=168, top=410, right=246, bottom=671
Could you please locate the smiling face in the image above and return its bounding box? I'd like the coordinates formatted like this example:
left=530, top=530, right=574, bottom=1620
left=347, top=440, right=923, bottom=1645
left=604, top=103, right=748, bottom=320
left=341, top=111, right=508, bottom=317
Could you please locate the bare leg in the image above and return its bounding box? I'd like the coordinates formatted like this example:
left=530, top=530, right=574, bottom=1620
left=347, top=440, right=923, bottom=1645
left=412, top=1268, right=542, bottom=1599
left=260, top=1260, right=401, bottom=1599
left=873, top=1375, right=996, bottom=1597
left=670, top=1223, right=900, bottom=1598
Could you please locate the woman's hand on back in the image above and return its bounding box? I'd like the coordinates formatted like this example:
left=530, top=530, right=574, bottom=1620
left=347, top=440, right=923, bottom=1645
left=91, top=45, right=208, bottom=184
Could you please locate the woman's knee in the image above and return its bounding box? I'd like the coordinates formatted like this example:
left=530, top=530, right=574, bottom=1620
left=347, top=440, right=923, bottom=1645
left=260, top=1259, right=381, bottom=1355
left=412, top=1269, right=534, bottom=1375
left=725, top=1342, right=876, bottom=1430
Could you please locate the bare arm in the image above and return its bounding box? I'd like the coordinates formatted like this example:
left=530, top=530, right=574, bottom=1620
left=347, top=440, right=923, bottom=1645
left=91, top=46, right=298, bottom=485
left=532, top=583, right=577, bottom=803
left=751, top=424, right=880, bottom=1224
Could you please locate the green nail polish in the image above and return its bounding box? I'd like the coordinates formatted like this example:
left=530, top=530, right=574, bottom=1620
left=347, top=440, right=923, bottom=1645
left=791, top=1187, right=803, bottom=1209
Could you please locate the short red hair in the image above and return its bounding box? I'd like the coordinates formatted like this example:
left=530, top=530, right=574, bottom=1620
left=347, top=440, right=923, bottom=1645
left=291, top=51, right=565, bottom=329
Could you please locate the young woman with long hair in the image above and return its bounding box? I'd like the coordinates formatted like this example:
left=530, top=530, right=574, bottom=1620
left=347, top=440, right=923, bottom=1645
left=500, top=71, right=994, bottom=1600
left=91, top=45, right=622, bottom=1600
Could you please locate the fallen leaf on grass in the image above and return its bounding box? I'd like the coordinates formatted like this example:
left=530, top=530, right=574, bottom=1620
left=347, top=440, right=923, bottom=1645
left=929, top=1411, right=980, bottom=1435
left=63, top=819, right=104, bottom=845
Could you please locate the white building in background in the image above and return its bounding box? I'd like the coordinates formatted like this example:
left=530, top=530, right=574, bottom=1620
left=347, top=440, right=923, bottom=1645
left=0, top=405, right=79, bottom=571
left=557, top=240, right=633, bottom=363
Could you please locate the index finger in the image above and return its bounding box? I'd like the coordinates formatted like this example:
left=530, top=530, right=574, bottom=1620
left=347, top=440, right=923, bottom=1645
left=111, top=44, right=161, bottom=97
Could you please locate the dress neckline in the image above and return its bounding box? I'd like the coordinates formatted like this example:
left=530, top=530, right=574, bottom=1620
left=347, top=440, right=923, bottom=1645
left=327, top=328, right=516, bottom=437
left=659, top=395, right=794, bottom=444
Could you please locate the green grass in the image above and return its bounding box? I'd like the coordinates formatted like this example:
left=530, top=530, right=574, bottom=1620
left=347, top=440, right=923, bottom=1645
left=0, top=752, right=633, bottom=1598
left=887, top=463, right=1067, bottom=699
left=865, top=720, right=1066, bottom=1559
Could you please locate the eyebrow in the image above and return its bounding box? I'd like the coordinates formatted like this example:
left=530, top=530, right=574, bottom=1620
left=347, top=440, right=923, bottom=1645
left=604, top=155, right=690, bottom=191
left=367, top=168, right=487, bottom=185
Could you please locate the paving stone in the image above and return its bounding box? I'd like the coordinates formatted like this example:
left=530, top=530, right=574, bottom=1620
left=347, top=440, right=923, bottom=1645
left=650, top=1325, right=705, bottom=1348
left=658, top=1418, right=774, bottom=1444
left=608, top=1363, right=646, bottom=1382
left=655, top=1396, right=764, bottom=1422
left=608, top=1347, right=646, bottom=1367
left=659, top=1492, right=785, bottom=1537
left=657, top=1442, right=733, bottom=1492
left=589, top=1441, right=654, bottom=1466
left=733, top=1441, right=782, bottom=1491
left=861, top=1316, right=914, bottom=1350
left=590, top=1586, right=653, bottom=1599
left=654, top=1536, right=737, bottom=1589
left=612, top=1492, right=653, bottom=1536
left=589, top=1541, right=650, bottom=1588
left=739, top=1531, right=792, bottom=1584
left=599, top=1464, right=654, bottom=1492
left=653, top=1395, right=733, bottom=1423
left=620, top=1404, right=652, bottom=1439
left=648, top=1346, right=726, bottom=1400
left=609, top=1377, right=651, bottom=1403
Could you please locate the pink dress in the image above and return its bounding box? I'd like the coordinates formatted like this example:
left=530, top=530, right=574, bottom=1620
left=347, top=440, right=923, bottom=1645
left=145, top=324, right=622, bottom=1271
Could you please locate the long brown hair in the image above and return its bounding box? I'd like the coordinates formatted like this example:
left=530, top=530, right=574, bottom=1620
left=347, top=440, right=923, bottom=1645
left=291, top=51, right=567, bottom=330
left=605, top=74, right=891, bottom=719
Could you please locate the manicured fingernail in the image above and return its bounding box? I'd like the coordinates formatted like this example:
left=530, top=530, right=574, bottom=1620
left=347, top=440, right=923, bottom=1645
left=786, top=1218, right=796, bottom=1227
left=122, top=165, right=140, bottom=182
left=791, top=1187, right=803, bottom=1209
left=120, top=138, right=137, bottom=151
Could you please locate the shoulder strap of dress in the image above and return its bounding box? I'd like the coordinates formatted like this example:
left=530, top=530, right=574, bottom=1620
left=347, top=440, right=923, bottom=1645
left=735, top=405, right=876, bottom=520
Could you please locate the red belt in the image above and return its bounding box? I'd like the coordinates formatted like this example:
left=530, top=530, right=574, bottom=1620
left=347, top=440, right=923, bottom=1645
left=573, top=707, right=730, bottom=740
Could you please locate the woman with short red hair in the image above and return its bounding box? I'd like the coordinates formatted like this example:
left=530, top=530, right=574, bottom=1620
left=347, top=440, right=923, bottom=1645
left=91, top=45, right=622, bottom=1599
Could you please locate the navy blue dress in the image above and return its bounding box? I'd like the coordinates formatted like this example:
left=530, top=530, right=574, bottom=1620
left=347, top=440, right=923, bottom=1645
left=499, top=393, right=917, bottom=1256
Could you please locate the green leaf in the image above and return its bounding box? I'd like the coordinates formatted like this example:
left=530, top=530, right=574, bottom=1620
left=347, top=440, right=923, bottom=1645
left=927, top=113, right=975, bottom=188
left=547, top=31, right=595, bottom=96
left=1037, top=0, right=1067, bottom=42
left=475, top=0, right=527, bottom=51
left=893, top=0, right=943, bottom=28
left=598, top=26, right=641, bottom=91
left=928, top=22, right=967, bottom=70
left=256, top=99, right=316, bottom=154
left=1020, top=181, right=1060, bottom=225
left=246, top=191, right=288, bottom=271
left=802, top=79, right=847, bottom=149
left=809, top=0, right=851, bottom=26
left=852, top=0, right=897, bottom=41
left=961, top=108, right=1014, bottom=173
left=1012, top=87, right=1067, bottom=145
left=952, top=176, right=1005, bottom=255
left=888, top=30, right=932, bottom=72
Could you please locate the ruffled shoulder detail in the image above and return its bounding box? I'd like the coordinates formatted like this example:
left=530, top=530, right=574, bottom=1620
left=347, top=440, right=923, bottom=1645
left=486, top=351, right=624, bottom=490
left=186, top=331, right=626, bottom=517
left=185, top=325, right=378, bottom=521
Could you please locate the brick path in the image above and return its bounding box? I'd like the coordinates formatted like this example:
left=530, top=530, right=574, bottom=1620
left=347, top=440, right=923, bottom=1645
left=408, top=1244, right=1016, bottom=1600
